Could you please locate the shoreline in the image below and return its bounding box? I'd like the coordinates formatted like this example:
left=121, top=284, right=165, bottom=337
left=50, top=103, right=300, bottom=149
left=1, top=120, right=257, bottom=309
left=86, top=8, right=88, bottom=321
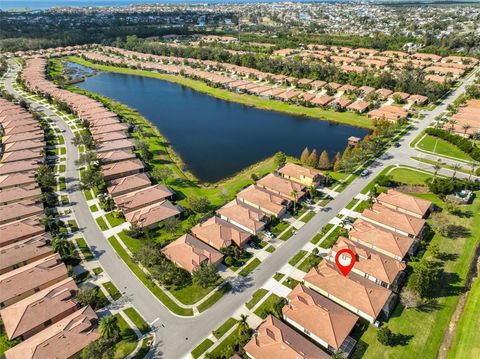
left=66, top=56, right=375, bottom=130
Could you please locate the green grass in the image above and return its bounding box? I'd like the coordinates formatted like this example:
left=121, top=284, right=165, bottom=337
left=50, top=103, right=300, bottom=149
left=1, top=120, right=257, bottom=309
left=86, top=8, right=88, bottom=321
left=0, top=331, right=21, bottom=357
left=279, top=227, right=295, bottom=241
left=319, top=225, right=348, bottom=249
left=60, top=147, right=66, bottom=155
left=57, top=135, right=64, bottom=145
left=388, top=167, right=433, bottom=186
left=89, top=204, right=99, bottom=212
left=416, top=134, right=473, bottom=161
left=103, top=281, right=122, bottom=300
left=254, top=293, right=283, bottom=319
left=289, top=250, right=307, bottom=266
left=213, top=317, right=238, bottom=339
left=191, top=339, right=214, bottom=359
left=58, top=176, right=66, bottom=190
left=118, top=230, right=143, bottom=253
left=353, top=200, right=371, bottom=213
left=269, top=220, right=289, bottom=236
left=113, top=314, right=138, bottom=359
left=208, top=326, right=242, bottom=358
left=83, top=190, right=93, bottom=201
left=105, top=212, right=126, bottom=227
left=297, top=253, right=323, bottom=272
left=131, top=335, right=152, bottom=359
left=95, top=287, right=110, bottom=308
left=69, top=57, right=375, bottom=129
left=107, top=236, right=193, bottom=316
left=61, top=195, right=69, bottom=205
left=447, top=273, right=480, bottom=358
left=245, top=288, right=268, bottom=310
left=239, top=258, right=261, bottom=277
left=68, top=219, right=79, bottom=232
left=197, top=283, right=232, bottom=313
left=273, top=272, right=285, bottom=282
left=361, top=165, right=396, bottom=194
left=282, top=277, right=300, bottom=289
left=169, top=279, right=222, bottom=306
left=359, top=191, right=480, bottom=359
left=123, top=307, right=150, bottom=334
left=301, top=211, right=316, bottom=223
left=92, top=267, right=103, bottom=275
left=311, top=232, right=324, bottom=245
left=265, top=245, right=276, bottom=253
left=96, top=217, right=109, bottom=231
left=75, top=237, right=94, bottom=261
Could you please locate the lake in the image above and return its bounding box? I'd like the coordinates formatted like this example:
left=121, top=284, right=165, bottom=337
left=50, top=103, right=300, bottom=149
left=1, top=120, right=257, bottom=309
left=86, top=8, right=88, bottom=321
left=75, top=66, right=369, bottom=183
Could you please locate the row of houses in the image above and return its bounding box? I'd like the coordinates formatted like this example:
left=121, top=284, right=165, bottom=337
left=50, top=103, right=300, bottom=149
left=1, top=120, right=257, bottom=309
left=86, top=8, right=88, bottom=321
left=243, top=189, right=433, bottom=358
left=280, top=45, right=478, bottom=84
left=449, top=96, right=480, bottom=138
left=0, top=98, right=101, bottom=359
left=82, top=48, right=420, bottom=122
left=162, top=163, right=326, bottom=273
left=21, top=58, right=183, bottom=230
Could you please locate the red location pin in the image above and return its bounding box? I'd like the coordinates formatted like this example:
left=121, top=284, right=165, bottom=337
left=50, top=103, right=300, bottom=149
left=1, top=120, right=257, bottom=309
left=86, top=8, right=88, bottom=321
left=335, top=249, right=356, bottom=276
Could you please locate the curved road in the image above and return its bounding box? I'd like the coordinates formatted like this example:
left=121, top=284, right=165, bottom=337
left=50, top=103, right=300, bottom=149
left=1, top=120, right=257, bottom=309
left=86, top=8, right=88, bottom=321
left=4, top=60, right=478, bottom=358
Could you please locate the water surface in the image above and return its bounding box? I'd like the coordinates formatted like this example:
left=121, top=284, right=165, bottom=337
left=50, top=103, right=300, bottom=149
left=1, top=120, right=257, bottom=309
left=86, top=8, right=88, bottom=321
left=76, top=67, right=369, bottom=182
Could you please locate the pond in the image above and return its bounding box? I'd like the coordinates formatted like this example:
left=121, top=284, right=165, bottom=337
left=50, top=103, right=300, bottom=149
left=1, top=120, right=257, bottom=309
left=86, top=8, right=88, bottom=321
left=74, top=65, right=369, bottom=182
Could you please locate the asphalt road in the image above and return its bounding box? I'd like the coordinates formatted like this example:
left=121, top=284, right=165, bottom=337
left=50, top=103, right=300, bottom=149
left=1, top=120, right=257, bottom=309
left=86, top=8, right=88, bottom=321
left=4, top=60, right=478, bottom=359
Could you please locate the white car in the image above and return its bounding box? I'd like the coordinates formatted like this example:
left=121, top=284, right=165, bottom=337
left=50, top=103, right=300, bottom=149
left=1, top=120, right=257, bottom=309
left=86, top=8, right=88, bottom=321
left=360, top=169, right=370, bottom=177
left=265, top=231, right=274, bottom=239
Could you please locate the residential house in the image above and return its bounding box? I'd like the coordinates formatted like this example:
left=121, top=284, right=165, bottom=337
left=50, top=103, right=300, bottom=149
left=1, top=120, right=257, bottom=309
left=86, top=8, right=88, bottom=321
left=376, top=189, right=433, bottom=219
left=0, top=200, right=43, bottom=225
left=114, top=184, right=175, bottom=213
left=278, top=163, right=325, bottom=187
left=237, top=185, right=288, bottom=218
left=217, top=199, right=269, bottom=235
left=101, top=158, right=144, bottom=181
left=161, top=233, right=224, bottom=273
left=107, top=173, right=151, bottom=197
left=191, top=216, right=251, bottom=250
left=256, top=173, right=306, bottom=201
left=125, top=200, right=182, bottom=229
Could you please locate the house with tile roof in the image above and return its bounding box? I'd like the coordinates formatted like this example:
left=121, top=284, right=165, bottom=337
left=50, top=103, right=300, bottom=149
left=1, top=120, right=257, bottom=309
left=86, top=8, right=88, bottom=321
left=191, top=216, right=251, bottom=250
left=376, top=189, right=433, bottom=219
left=107, top=173, right=151, bottom=197
left=217, top=199, right=269, bottom=235
left=237, top=185, right=289, bottom=218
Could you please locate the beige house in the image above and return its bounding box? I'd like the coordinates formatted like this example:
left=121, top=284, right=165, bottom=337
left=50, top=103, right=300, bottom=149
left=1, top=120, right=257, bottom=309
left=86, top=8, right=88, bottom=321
left=376, top=189, right=433, bottom=219
left=191, top=216, right=251, bottom=250
left=256, top=173, right=306, bottom=201
left=236, top=185, right=288, bottom=218
left=217, top=199, right=269, bottom=235
left=278, top=162, right=325, bottom=187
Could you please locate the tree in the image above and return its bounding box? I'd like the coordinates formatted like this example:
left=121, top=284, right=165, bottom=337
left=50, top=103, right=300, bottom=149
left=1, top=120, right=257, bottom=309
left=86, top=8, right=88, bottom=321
left=81, top=338, right=115, bottom=359
left=407, top=258, right=441, bottom=298
left=151, top=167, right=173, bottom=183
left=220, top=188, right=230, bottom=203
left=237, top=314, right=250, bottom=337
left=377, top=326, right=394, bottom=346
left=125, top=223, right=143, bottom=239
left=52, top=237, right=73, bottom=258
left=332, top=152, right=342, bottom=171
left=308, top=185, right=316, bottom=199
left=273, top=151, right=286, bottom=167
left=300, top=147, right=310, bottom=163
left=82, top=167, right=105, bottom=190
left=462, top=123, right=472, bottom=137
left=134, top=242, right=162, bottom=268
left=36, top=165, right=56, bottom=189
left=163, top=217, right=180, bottom=233
left=188, top=196, right=211, bottom=214
left=432, top=159, right=442, bottom=178
left=76, top=286, right=98, bottom=307
left=317, top=150, right=330, bottom=169
left=451, top=163, right=461, bottom=179
left=99, top=316, right=120, bottom=340
left=75, top=152, right=97, bottom=167
left=137, top=141, right=153, bottom=162
left=291, top=189, right=298, bottom=214
left=307, top=149, right=318, bottom=168
left=400, top=287, right=422, bottom=309
left=192, top=263, right=219, bottom=288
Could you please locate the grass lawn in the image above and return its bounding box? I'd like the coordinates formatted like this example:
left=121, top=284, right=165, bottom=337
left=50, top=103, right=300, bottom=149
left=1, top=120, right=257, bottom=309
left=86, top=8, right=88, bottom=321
left=69, top=57, right=375, bottom=129
left=279, top=227, right=295, bottom=241
left=254, top=293, right=284, bottom=319
left=118, top=230, right=143, bottom=253
left=197, top=283, right=232, bottom=313
left=68, top=219, right=79, bottom=232
left=75, top=237, right=94, bottom=261
left=213, top=317, right=238, bottom=339
left=113, top=314, right=138, bottom=359
left=83, top=190, right=93, bottom=200
left=60, top=147, right=66, bottom=155
left=447, top=275, right=480, bottom=358
left=353, top=200, right=371, bottom=213
left=59, top=164, right=66, bottom=173
left=311, top=232, right=324, bottom=245
left=297, top=253, right=323, bottom=272
left=168, top=279, right=221, bottom=306
left=61, top=195, right=69, bottom=205
left=359, top=190, right=480, bottom=359
left=96, top=217, right=109, bottom=231
left=388, top=167, right=433, bottom=186
left=320, top=226, right=348, bottom=249
left=288, top=250, right=307, bottom=266
left=105, top=212, right=126, bottom=228
left=301, top=211, right=316, bottom=223
left=191, top=338, right=214, bottom=359
left=103, top=281, right=122, bottom=300
left=282, top=277, right=300, bottom=289
left=208, top=326, right=242, bottom=358
left=0, top=330, right=21, bottom=357
left=245, top=288, right=268, bottom=310
left=123, top=307, right=150, bottom=335
left=58, top=177, right=66, bottom=190
left=273, top=272, right=285, bottom=282
left=239, top=258, right=261, bottom=277
left=269, top=220, right=289, bottom=236
left=131, top=335, right=153, bottom=359
left=417, top=134, right=473, bottom=161
left=89, top=204, right=99, bottom=212
left=92, top=267, right=103, bottom=275
left=107, top=236, right=193, bottom=316
left=265, top=245, right=276, bottom=253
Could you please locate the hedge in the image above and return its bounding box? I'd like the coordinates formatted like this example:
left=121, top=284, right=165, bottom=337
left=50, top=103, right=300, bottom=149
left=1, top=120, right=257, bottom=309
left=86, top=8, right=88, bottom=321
left=425, top=128, right=480, bottom=161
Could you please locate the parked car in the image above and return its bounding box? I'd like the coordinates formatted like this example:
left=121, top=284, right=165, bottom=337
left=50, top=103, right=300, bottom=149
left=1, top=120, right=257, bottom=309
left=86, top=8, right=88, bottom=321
left=360, top=169, right=370, bottom=177
left=265, top=231, right=274, bottom=239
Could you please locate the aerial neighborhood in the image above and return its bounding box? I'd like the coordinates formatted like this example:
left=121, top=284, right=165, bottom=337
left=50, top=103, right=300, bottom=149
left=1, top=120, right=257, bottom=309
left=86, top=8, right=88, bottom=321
left=0, top=1, right=479, bottom=359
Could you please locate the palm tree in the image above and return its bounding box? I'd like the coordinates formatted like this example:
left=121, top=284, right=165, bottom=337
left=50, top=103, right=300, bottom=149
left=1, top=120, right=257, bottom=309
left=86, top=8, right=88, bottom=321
left=290, top=189, right=298, bottom=214
left=308, top=185, right=316, bottom=199
left=432, top=160, right=442, bottom=178
left=52, top=237, right=72, bottom=258
left=448, top=119, right=457, bottom=133
left=99, top=315, right=120, bottom=340
left=469, top=162, right=478, bottom=181
left=237, top=314, right=250, bottom=337
left=452, top=164, right=461, bottom=179
left=462, top=123, right=472, bottom=137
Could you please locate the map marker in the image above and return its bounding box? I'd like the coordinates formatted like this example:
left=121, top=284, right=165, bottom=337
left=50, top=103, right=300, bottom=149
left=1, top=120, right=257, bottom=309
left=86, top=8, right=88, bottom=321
left=335, top=248, right=356, bottom=276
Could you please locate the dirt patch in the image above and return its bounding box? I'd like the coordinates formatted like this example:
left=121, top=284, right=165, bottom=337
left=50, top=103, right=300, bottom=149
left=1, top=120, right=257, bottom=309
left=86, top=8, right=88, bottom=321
left=397, top=185, right=429, bottom=193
